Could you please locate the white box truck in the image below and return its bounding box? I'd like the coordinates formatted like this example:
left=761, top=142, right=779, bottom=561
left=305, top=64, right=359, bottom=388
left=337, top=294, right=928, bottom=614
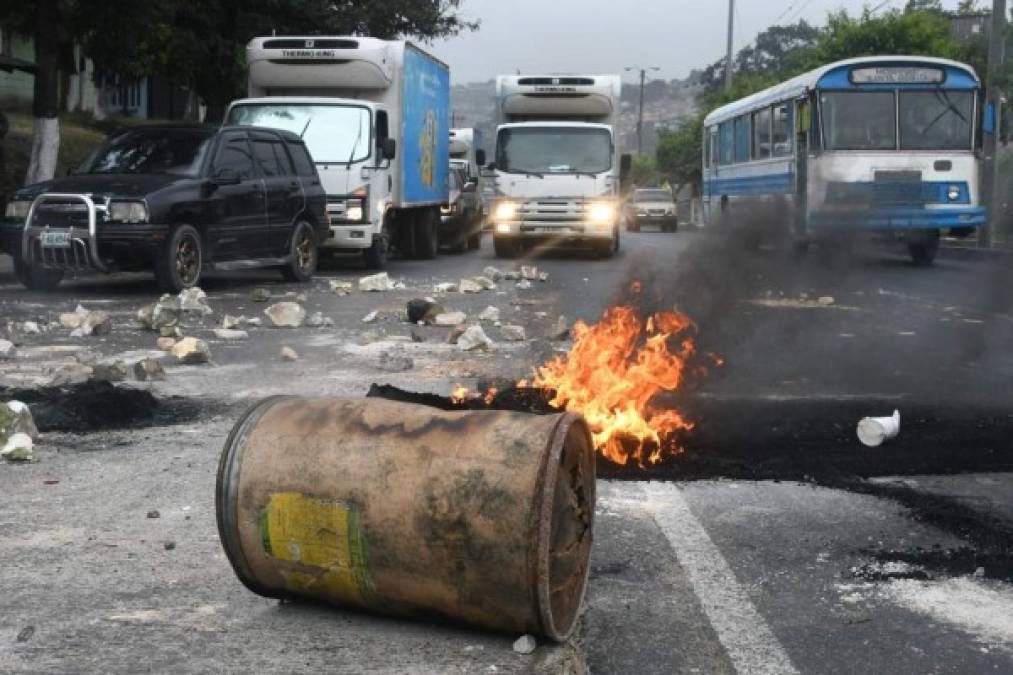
left=449, top=127, right=485, bottom=182
left=488, top=75, right=630, bottom=258
left=226, top=36, right=450, bottom=267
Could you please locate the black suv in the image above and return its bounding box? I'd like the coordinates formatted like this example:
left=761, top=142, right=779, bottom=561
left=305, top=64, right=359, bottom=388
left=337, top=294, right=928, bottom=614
left=1, top=125, right=328, bottom=292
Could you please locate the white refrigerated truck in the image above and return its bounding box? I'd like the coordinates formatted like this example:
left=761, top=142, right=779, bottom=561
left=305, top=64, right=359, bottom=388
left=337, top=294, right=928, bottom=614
left=488, top=75, right=629, bottom=258
left=226, top=36, right=450, bottom=268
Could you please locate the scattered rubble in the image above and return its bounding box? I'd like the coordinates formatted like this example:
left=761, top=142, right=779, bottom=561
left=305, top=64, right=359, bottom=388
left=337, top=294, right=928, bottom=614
left=377, top=350, right=414, bottom=372
left=516, top=280, right=533, bottom=290
left=434, top=311, right=467, bottom=327
left=483, top=266, right=504, bottom=281
left=538, top=272, right=549, bottom=282
left=134, top=359, right=166, bottom=382
left=478, top=306, right=501, bottom=322
left=21, top=321, right=41, bottom=335
left=63, top=305, right=111, bottom=336
left=246, top=318, right=263, bottom=328
left=473, top=276, right=497, bottom=290
left=91, top=362, right=128, bottom=383
left=446, top=324, right=468, bottom=345
left=459, top=278, right=483, bottom=294
left=306, top=312, right=332, bottom=328
left=503, top=270, right=521, bottom=281
left=434, top=282, right=458, bottom=293
left=458, top=325, right=493, bottom=351
left=264, top=302, right=307, bottom=328
left=329, top=280, right=354, bottom=295
left=213, top=329, right=249, bottom=341
left=360, top=272, right=396, bottom=292
left=500, top=325, right=527, bottom=342
left=520, top=266, right=539, bottom=281
left=170, top=337, right=212, bottom=364
left=0, top=339, right=15, bottom=360
left=1, top=432, right=33, bottom=462
left=250, top=288, right=272, bottom=303
left=513, top=635, right=537, bottom=655
left=156, top=337, right=176, bottom=352
left=220, top=315, right=246, bottom=330
left=279, top=346, right=299, bottom=362
left=139, top=289, right=213, bottom=332
left=407, top=299, right=445, bottom=324
left=362, top=311, right=379, bottom=324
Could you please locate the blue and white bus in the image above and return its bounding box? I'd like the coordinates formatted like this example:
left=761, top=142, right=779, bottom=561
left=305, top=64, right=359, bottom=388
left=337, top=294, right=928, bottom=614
left=702, top=56, right=987, bottom=265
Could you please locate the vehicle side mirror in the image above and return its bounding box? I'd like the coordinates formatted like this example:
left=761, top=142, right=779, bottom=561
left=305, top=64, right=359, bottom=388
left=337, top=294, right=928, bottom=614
left=620, top=154, right=633, bottom=180
left=381, top=138, right=397, bottom=161
left=212, top=167, right=241, bottom=186
left=475, top=149, right=486, bottom=166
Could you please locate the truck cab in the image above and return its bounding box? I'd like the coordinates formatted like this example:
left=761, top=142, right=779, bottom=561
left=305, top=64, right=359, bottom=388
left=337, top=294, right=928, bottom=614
left=488, top=75, right=630, bottom=258
left=226, top=36, right=449, bottom=268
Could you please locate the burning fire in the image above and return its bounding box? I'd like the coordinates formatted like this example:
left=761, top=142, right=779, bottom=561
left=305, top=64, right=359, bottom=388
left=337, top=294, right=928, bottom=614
left=528, top=306, right=697, bottom=466
left=453, top=301, right=706, bottom=466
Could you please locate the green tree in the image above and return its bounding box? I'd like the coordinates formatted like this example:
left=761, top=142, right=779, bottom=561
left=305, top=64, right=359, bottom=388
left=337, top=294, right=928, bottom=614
left=630, top=154, right=660, bottom=187
left=656, top=114, right=703, bottom=186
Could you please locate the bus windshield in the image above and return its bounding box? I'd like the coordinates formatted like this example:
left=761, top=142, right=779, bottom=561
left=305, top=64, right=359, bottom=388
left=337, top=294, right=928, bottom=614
left=496, top=127, right=612, bottom=174
left=227, top=103, right=371, bottom=164
left=821, top=90, right=974, bottom=151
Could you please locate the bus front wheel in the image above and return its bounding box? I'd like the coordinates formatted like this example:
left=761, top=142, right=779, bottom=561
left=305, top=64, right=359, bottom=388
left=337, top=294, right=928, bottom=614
left=908, top=230, right=940, bottom=267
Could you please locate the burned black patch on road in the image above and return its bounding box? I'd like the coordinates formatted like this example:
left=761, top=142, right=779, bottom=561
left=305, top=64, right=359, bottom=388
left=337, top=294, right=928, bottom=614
left=0, top=381, right=214, bottom=432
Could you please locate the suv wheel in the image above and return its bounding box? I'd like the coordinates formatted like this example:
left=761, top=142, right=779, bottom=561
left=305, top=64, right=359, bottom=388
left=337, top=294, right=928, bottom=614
left=282, top=220, right=318, bottom=282
left=493, top=236, right=518, bottom=258
left=14, top=255, right=64, bottom=291
left=155, top=224, right=203, bottom=292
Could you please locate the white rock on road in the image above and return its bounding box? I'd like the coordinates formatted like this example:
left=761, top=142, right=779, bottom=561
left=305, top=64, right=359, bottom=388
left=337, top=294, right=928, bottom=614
left=483, top=266, right=504, bottom=281
left=213, top=329, right=249, bottom=341
left=434, top=311, right=468, bottom=326
left=359, top=272, right=396, bottom=292
left=459, top=278, right=483, bottom=294
left=458, top=325, right=493, bottom=351
left=0, top=339, right=15, bottom=360
left=279, top=346, right=299, bottom=362
left=264, top=302, right=307, bottom=328
left=500, top=325, right=527, bottom=342
left=170, top=337, right=212, bottom=364
left=478, top=306, right=501, bottom=322
left=1, top=432, right=33, bottom=462
left=362, top=311, right=379, bottom=324
left=329, top=280, right=354, bottom=295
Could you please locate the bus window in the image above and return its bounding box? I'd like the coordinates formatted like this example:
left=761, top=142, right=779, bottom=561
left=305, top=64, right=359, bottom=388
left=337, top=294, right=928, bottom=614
left=821, top=91, right=896, bottom=151
left=734, top=116, right=750, bottom=163
left=703, top=128, right=710, bottom=167
left=710, top=130, right=719, bottom=168
left=772, top=104, right=793, bottom=157
left=719, top=122, right=733, bottom=165
left=899, top=91, right=974, bottom=151
left=753, top=108, right=772, bottom=160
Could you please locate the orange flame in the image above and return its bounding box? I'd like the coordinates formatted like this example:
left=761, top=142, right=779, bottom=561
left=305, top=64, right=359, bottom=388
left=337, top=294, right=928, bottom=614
left=530, top=306, right=697, bottom=466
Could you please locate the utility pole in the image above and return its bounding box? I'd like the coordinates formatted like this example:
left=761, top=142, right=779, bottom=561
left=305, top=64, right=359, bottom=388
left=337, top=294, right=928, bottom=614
left=981, top=0, right=1006, bottom=248
left=725, top=0, right=735, bottom=92
left=626, top=66, right=660, bottom=154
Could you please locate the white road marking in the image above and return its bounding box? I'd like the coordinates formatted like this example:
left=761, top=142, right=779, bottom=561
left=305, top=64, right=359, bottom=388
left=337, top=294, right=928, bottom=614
left=641, top=482, right=800, bottom=675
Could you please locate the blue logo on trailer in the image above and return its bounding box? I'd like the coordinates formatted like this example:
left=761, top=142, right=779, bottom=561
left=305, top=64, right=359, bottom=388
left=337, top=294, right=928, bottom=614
left=402, top=46, right=450, bottom=205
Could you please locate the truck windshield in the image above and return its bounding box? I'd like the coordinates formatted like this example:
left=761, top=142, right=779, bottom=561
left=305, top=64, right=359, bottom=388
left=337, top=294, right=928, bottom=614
left=496, top=127, right=611, bottom=174
left=227, top=104, right=371, bottom=164
left=85, top=129, right=213, bottom=176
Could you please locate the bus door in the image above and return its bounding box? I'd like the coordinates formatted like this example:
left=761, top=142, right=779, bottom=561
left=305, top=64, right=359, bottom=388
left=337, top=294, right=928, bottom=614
left=794, top=96, right=811, bottom=236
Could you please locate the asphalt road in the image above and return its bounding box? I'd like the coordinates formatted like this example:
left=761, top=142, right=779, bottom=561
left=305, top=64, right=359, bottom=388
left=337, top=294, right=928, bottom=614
left=1, top=229, right=1012, bottom=674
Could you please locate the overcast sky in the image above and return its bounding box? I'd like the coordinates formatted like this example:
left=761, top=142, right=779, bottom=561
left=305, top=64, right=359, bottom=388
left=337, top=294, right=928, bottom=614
left=428, top=0, right=972, bottom=84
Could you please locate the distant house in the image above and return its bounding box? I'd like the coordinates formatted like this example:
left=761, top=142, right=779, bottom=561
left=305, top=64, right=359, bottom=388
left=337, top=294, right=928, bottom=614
left=0, top=23, right=200, bottom=121
left=950, top=12, right=991, bottom=43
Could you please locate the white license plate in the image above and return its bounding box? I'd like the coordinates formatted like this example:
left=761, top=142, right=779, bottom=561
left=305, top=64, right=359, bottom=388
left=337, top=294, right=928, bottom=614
left=40, top=231, right=71, bottom=248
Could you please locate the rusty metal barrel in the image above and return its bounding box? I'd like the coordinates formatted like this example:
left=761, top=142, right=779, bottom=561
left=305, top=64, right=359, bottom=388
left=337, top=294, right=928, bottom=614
left=216, top=396, right=595, bottom=641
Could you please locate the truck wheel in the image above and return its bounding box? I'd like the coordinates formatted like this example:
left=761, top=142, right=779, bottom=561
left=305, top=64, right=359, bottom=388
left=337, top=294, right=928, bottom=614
left=155, top=224, right=203, bottom=293
left=281, top=220, right=318, bottom=282
left=413, top=209, right=438, bottom=260
left=14, top=254, right=63, bottom=291
left=494, top=236, right=518, bottom=258
left=908, top=230, right=940, bottom=267
left=364, top=221, right=390, bottom=270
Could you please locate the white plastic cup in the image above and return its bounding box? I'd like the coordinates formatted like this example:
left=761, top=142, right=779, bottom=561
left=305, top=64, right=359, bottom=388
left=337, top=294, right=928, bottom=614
left=857, top=410, right=901, bottom=448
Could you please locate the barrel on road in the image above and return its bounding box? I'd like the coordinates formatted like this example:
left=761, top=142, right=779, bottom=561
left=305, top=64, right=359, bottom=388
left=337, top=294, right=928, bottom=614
left=216, top=396, right=596, bottom=641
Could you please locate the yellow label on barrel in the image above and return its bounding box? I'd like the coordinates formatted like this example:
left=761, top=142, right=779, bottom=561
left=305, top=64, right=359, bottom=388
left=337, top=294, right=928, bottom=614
left=260, top=492, right=375, bottom=606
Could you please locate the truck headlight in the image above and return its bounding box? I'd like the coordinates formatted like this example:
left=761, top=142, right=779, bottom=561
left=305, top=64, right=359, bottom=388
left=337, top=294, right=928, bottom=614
left=947, top=185, right=961, bottom=202
left=107, top=201, right=149, bottom=223
left=345, top=203, right=364, bottom=221
left=493, top=201, right=517, bottom=221
left=441, top=203, right=458, bottom=216
left=588, top=202, right=616, bottom=224
left=4, top=199, right=31, bottom=220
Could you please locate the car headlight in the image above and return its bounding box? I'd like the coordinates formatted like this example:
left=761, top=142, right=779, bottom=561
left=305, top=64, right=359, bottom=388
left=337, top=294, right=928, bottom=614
left=947, top=185, right=961, bottom=202
left=4, top=199, right=31, bottom=221
left=107, top=201, right=149, bottom=223
left=588, top=202, right=616, bottom=224
left=494, top=201, right=517, bottom=221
